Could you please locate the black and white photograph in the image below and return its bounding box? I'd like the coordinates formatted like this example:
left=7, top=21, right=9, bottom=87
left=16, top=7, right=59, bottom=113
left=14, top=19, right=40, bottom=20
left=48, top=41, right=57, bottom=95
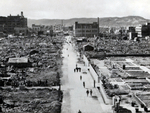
left=0, top=0, right=150, bottom=113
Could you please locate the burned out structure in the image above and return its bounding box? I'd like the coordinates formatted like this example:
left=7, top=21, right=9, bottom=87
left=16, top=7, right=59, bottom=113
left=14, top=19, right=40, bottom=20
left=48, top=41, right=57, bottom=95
left=8, top=57, right=31, bottom=68
left=73, top=21, right=99, bottom=37
left=0, top=11, right=27, bottom=35
left=0, top=16, right=6, bottom=32
left=83, top=43, right=94, bottom=51
left=32, top=24, right=54, bottom=36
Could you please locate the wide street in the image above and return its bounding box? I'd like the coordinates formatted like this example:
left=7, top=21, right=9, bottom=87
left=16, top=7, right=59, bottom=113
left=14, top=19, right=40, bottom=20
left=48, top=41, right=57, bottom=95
left=61, top=36, right=112, bottom=113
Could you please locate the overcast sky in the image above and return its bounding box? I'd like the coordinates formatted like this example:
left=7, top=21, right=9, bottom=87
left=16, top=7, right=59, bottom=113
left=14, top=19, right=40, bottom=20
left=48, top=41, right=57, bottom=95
left=0, top=0, right=150, bottom=19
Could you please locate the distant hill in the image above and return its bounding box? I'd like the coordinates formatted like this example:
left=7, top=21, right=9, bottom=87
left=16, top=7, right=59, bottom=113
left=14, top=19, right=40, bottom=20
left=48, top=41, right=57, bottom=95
left=28, top=16, right=150, bottom=27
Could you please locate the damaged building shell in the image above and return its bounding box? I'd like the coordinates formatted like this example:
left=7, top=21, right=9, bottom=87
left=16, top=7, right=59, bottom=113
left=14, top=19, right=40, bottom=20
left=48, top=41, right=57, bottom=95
left=8, top=57, right=31, bottom=68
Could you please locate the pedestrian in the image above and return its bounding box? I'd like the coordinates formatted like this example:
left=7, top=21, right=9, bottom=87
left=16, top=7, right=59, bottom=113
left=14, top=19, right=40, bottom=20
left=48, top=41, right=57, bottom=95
left=79, top=68, right=81, bottom=72
left=90, top=89, right=93, bottom=96
left=80, top=75, right=82, bottom=80
left=83, top=82, right=85, bottom=88
left=78, top=110, right=82, bottom=113
left=76, top=64, right=77, bottom=68
left=74, top=68, right=76, bottom=72
left=86, top=89, right=89, bottom=96
left=76, top=68, right=78, bottom=72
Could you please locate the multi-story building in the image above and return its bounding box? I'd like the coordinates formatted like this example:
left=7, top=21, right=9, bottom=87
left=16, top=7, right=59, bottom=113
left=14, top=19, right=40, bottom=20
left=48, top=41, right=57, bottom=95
left=5, top=12, right=27, bottom=34
left=53, top=24, right=63, bottom=32
left=127, top=26, right=137, bottom=40
left=127, top=24, right=150, bottom=39
left=0, top=16, right=6, bottom=32
left=32, top=24, right=53, bottom=35
left=142, top=24, right=149, bottom=37
left=141, top=23, right=150, bottom=38
left=73, top=22, right=99, bottom=37
left=0, top=12, right=27, bottom=34
left=32, top=24, right=43, bottom=33
left=135, top=26, right=142, bottom=37
left=128, top=27, right=135, bottom=33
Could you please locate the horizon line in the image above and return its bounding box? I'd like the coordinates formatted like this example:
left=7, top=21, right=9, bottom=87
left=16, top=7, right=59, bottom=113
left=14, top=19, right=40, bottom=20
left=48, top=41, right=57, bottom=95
left=27, top=15, right=149, bottom=20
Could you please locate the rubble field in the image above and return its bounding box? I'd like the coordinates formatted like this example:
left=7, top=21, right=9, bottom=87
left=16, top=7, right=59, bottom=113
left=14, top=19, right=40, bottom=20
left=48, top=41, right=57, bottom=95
left=0, top=36, right=65, bottom=112
left=1, top=88, right=62, bottom=113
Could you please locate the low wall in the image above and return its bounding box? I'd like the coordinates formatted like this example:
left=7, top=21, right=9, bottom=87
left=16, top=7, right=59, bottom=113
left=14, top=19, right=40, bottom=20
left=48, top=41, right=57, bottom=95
left=88, top=65, right=99, bottom=82
left=83, top=55, right=98, bottom=81
left=99, top=81, right=112, bottom=105
left=83, top=55, right=89, bottom=67
left=88, top=67, right=112, bottom=104
left=106, top=54, right=150, bottom=57
left=83, top=55, right=112, bottom=104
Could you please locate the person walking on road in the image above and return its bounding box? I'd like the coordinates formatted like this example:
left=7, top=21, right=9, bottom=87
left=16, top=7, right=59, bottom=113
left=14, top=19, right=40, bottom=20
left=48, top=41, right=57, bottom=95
left=76, top=68, right=78, bottom=72
left=78, top=110, right=82, bottom=113
left=80, top=75, right=82, bottom=80
left=83, top=82, right=85, bottom=88
left=77, top=67, right=79, bottom=72
left=86, top=89, right=89, bottom=96
left=79, top=67, right=81, bottom=72
left=90, top=89, right=93, bottom=96
left=76, top=64, right=77, bottom=68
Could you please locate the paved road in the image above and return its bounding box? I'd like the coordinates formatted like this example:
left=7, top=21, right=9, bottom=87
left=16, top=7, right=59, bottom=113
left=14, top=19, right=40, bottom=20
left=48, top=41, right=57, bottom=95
left=61, top=36, right=112, bottom=113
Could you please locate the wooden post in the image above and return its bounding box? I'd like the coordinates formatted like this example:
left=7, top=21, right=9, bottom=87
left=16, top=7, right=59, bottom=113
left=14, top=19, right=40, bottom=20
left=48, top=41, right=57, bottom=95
left=94, top=80, right=95, bottom=88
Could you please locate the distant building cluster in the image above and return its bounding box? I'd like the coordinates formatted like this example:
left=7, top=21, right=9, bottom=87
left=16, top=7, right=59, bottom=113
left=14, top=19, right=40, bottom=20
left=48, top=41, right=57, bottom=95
left=98, top=23, right=150, bottom=40
left=0, top=11, right=27, bottom=35
left=0, top=12, right=149, bottom=40
left=0, top=11, right=74, bottom=37
left=32, top=24, right=53, bottom=36
left=31, top=24, right=73, bottom=36
left=53, top=24, right=63, bottom=32
left=128, top=23, right=150, bottom=39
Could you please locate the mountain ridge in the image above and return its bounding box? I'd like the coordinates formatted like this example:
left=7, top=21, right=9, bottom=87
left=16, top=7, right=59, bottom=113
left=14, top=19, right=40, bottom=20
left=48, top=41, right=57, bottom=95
left=28, top=16, right=150, bottom=27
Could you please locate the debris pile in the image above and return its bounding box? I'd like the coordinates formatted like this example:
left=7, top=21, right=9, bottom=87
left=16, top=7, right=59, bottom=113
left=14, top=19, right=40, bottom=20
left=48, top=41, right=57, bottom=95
left=0, top=36, right=64, bottom=112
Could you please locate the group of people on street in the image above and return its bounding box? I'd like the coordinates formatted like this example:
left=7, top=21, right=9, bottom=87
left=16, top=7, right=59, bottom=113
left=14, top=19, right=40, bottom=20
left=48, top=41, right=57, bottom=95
left=74, top=67, right=81, bottom=72
left=74, top=64, right=81, bottom=72
left=75, top=63, right=92, bottom=113
left=86, top=89, right=93, bottom=96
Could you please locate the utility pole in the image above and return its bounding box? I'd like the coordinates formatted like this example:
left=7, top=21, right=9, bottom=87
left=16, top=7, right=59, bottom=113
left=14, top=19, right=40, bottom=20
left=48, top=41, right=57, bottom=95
left=61, top=20, right=63, bottom=32
left=97, top=17, right=99, bottom=36
left=61, top=20, right=63, bottom=26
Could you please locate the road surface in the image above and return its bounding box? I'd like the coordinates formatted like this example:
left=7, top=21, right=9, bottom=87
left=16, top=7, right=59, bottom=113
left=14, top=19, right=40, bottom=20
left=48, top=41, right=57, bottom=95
left=61, top=36, right=112, bottom=113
